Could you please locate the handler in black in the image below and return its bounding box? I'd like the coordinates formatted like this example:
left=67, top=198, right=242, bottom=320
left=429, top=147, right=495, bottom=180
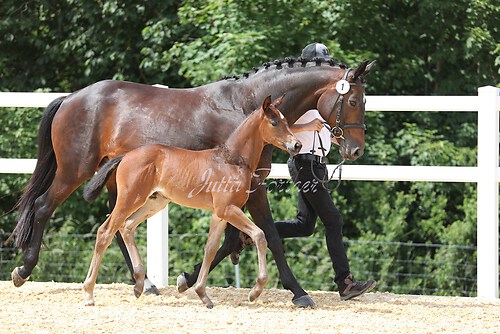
left=275, top=43, right=376, bottom=301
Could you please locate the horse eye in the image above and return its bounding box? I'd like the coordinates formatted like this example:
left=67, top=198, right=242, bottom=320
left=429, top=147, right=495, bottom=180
left=270, top=118, right=278, bottom=126
left=349, top=100, right=356, bottom=107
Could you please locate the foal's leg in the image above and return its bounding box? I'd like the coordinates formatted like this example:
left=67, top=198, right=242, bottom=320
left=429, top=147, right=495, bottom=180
left=176, top=181, right=314, bottom=307
left=120, top=198, right=169, bottom=298
left=194, top=214, right=227, bottom=308
left=246, top=185, right=314, bottom=307
left=177, top=224, right=240, bottom=293
left=83, top=214, right=123, bottom=306
left=217, top=205, right=268, bottom=302
left=119, top=225, right=146, bottom=299
left=83, top=180, right=154, bottom=305
left=106, top=179, right=160, bottom=295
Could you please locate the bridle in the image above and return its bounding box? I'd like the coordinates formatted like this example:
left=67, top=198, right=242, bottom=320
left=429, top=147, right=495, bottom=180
left=308, top=68, right=366, bottom=189
left=324, top=68, right=366, bottom=140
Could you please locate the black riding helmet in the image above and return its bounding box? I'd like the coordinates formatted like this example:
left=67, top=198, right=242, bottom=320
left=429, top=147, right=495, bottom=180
left=301, top=42, right=331, bottom=60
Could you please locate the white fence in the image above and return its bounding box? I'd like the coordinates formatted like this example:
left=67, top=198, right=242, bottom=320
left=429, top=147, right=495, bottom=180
left=1, top=86, right=499, bottom=298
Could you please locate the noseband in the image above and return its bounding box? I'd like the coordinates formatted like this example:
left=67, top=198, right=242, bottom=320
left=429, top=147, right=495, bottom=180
left=324, top=68, right=366, bottom=139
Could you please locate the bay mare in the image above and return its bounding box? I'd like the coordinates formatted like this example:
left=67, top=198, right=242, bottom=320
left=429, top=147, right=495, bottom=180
left=10, top=57, right=374, bottom=307
left=82, top=96, right=301, bottom=308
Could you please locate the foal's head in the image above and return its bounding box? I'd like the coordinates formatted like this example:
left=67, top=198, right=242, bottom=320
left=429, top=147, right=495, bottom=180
left=258, top=95, right=302, bottom=156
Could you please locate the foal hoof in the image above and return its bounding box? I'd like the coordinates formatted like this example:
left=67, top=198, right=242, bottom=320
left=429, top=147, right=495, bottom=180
left=133, top=280, right=144, bottom=299
left=248, top=292, right=257, bottom=302
left=176, top=273, right=189, bottom=293
left=85, top=299, right=95, bottom=307
left=134, top=286, right=143, bottom=299
left=83, top=292, right=95, bottom=306
left=12, top=267, right=29, bottom=287
left=248, top=287, right=263, bottom=302
left=292, top=295, right=316, bottom=308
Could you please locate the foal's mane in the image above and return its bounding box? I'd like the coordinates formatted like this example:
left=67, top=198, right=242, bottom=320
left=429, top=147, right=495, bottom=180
left=219, top=57, right=348, bottom=81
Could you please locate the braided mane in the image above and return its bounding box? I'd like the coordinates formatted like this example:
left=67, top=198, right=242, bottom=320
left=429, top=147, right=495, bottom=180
left=219, top=57, right=348, bottom=81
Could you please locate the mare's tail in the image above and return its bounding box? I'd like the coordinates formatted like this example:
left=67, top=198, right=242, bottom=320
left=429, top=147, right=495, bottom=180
left=8, top=96, right=67, bottom=250
left=83, top=155, right=124, bottom=202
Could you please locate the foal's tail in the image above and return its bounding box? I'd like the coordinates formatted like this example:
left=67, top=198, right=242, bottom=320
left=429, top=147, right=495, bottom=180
left=83, top=155, right=124, bottom=202
left=9, top=96, right=66, bottom=250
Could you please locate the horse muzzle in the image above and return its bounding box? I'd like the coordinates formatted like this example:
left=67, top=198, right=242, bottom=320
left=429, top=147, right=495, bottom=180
left=340, top=144, right=364, bottom=161
left=285, top=139, right=302, bottom=156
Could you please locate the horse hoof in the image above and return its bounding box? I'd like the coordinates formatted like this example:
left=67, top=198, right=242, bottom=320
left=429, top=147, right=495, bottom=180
left=84, top=294, right=95, bottom=306
left=199, top=296, right=213, bottom=309
left=144, top=285, right=161, bottom=296
left=12, top=267, right=29, bottom=287
left=176, top=273, right=189, bottom=293
left=85, top=300, right=95, bottom=306
left=292, top=295, right=316, bottom=308
left=134, top=286, right=142, bottom=299
left=248, top=289, right=262, bottom=302
left=134, top=278, right=144, bottom=299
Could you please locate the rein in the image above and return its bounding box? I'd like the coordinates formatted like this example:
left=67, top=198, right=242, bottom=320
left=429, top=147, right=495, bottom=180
left=309, top=130, right=345, bottom=191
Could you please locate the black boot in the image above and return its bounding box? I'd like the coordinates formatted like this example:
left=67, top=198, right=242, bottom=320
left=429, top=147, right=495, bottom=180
left=338, top=274, right=376, bottom=301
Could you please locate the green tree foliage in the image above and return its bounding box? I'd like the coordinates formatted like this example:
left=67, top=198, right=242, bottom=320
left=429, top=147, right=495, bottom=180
left=0, top=0, right=180, bottom=91
left=331, top=0, right=499, bottom=95
left=0, top=0, right=497, bottom=296
left=140, top=0, right=344, bottom=86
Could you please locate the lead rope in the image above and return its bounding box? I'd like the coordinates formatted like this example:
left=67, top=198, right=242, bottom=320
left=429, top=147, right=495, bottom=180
left=310, top=129, right=345, bottom=191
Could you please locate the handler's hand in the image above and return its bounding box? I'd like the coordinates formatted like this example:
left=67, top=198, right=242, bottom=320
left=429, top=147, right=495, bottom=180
left=304, top=118, right=324, bottom=132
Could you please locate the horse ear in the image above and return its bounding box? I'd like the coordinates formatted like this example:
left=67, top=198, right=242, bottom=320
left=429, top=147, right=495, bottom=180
left=272, top=94, right=286, bottom=108
left=353, top=60, right=376, bottom=79
left=262, top=95, right=272, bottom=111
left=352, top=60, right=368, bottom=80
left=363, top=60, right=376, bottom=77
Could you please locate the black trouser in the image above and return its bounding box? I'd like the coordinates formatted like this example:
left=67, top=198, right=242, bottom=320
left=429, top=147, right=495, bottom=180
left=275, top=156, right=350, bottom=285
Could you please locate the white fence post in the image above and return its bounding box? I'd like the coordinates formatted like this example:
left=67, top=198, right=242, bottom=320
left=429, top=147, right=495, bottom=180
left=476, top=85, right=500, bottom=298
left=146, top=206, right=169, bottom=287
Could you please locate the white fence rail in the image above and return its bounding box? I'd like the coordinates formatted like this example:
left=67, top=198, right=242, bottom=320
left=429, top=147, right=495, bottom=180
left=1, top=86, right=499, bottom=298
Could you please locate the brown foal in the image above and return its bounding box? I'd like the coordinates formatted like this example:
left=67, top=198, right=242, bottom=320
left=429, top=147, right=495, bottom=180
left=82, top=96, right=302, bottom=308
